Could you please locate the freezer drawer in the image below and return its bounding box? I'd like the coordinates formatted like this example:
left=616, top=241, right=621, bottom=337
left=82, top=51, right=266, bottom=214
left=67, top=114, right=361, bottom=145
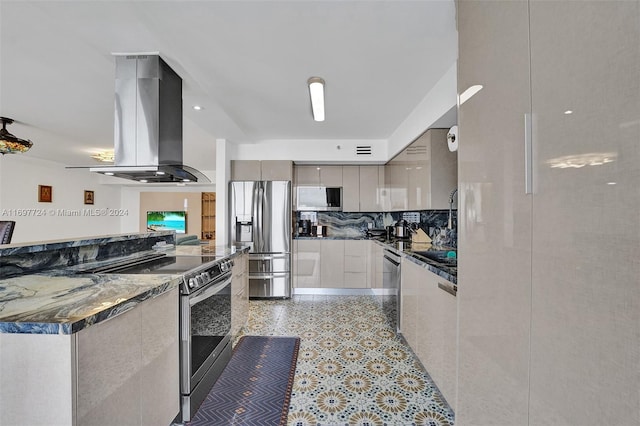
left=249, top=253, right=290, bottom=274
left=249, top=273, right=291, bottom=298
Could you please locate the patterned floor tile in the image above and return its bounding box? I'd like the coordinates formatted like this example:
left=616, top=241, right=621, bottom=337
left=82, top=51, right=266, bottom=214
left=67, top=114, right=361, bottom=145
left=239, top=294, right=455, bottom=426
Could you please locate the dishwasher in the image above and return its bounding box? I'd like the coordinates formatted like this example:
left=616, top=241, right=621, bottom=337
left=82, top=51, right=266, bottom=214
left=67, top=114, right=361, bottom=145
left=382, top=249, right=401, bottom=333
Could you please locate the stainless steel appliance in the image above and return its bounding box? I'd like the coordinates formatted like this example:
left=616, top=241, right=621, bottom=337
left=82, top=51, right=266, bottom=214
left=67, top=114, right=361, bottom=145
left=382, top=249, right=401, bottom=332
left=296, top=186, right=343, bottom=211
left=89, top=54, right=209, bottom=183
left=230, top=181, right=292, bottom=298
left=91, top=254, right=233, bottom=423
left=394, top=219, right=410, bottom=239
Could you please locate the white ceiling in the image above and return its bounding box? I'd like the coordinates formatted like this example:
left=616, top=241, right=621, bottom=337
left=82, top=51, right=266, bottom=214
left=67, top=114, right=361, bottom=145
left=0, top=1, right=458, bottom=171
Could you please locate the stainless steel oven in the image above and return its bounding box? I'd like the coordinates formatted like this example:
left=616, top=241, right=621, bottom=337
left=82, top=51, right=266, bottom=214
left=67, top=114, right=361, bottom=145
left=179, top=260, right=232, bottom=422
left=91, top=254, right=234, bottom=423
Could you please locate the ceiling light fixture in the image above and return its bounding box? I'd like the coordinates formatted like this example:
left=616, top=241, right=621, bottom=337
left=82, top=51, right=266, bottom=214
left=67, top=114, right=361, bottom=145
left=307, top=77, right=325, bottom=121
left=91, top=149, right=115, bottom=163
left=193, top=105, right=202, bottom=111
left=104, top=172, right=115, bottom=176
left=0, top=117, right=33, bottom=154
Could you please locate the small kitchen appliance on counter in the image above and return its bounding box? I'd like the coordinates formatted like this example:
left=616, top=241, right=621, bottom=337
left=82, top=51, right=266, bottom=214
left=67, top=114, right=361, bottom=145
left=394, top=219, right=411, bottom=239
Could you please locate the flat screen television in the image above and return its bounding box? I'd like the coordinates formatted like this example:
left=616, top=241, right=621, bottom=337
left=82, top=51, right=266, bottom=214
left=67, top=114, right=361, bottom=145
left=147, top=211, right=187, bottom=234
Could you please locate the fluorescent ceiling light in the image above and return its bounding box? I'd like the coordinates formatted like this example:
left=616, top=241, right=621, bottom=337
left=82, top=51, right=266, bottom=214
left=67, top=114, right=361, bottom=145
left=308, top=77, right=325, bottom=121
left=458, top=85, right=483, bottom=106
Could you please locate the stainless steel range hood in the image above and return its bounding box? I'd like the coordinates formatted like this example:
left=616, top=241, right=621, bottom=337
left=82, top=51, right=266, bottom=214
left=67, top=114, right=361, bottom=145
left=90, top=55, right=209, bottom=183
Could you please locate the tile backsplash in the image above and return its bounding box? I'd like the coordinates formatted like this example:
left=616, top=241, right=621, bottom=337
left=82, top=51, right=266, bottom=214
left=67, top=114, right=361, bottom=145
left=294, top=210, right=457, bottom=247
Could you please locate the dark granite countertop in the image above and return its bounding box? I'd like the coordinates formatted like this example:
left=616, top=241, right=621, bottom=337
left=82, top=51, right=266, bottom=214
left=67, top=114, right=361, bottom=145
left=0, top=235, right=249, bottom=335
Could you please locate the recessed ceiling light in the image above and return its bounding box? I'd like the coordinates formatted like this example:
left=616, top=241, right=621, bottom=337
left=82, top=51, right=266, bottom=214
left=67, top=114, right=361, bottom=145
left=607, top=182, right=617, bottom=185
left=564, top=110, right=573, bottom=115
left=193, top=105, right=203, bottom=111
left=104, top=172, right=114, bottom=176
left=307, top=77, right=325, bottom=122
left=140, top=179, right=148, bottom=183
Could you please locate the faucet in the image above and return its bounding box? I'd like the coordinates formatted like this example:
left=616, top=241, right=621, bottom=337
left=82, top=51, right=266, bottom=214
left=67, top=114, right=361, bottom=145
left=448, top=188, right=458, bottom=229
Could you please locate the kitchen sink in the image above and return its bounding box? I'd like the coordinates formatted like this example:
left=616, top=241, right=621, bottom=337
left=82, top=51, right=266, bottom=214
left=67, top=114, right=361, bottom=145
left=411, top=249, right=457, bottom=266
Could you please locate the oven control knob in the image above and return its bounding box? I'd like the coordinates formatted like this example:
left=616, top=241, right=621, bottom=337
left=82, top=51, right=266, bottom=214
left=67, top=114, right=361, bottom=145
left=188, top=278, right=197, bottom=288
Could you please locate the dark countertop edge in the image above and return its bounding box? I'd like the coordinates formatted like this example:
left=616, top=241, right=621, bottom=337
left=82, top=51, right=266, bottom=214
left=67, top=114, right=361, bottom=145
left=0, top=275, right=182, bottom=335
left=0, top=231, right=175, bottom=256
left=0, top=247, right=249, bottom=335
left=370, top=240, right=457, bottom=284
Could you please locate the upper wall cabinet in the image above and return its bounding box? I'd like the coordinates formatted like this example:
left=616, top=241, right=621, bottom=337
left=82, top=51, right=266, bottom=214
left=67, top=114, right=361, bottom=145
left=386, top=128, right=457, bottom=211
left=294, top=165, right=343, bottom=186
left=231, top=160, right=293, bottom=181
left=341, top=166, right=386, bottom=212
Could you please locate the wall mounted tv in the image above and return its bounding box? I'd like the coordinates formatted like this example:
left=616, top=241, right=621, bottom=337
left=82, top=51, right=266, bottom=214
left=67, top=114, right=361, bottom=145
left=147, top=211, right=187, bottom=234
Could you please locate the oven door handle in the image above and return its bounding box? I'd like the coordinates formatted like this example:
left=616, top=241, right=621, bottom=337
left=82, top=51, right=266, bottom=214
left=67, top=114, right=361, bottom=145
left=189, top=275, right=232, bottom=306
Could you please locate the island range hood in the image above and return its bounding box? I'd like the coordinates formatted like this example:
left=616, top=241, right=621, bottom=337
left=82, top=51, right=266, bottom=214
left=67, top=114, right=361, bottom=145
left=90, top=54, right=209, bottom=183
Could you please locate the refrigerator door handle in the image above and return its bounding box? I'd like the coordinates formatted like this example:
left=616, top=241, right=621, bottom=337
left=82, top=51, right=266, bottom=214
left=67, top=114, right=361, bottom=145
left=252, top=183, right=261, bottom=251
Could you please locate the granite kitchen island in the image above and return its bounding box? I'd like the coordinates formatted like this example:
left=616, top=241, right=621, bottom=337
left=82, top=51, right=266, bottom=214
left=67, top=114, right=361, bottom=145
left=0, top=232, right=184, bottom=426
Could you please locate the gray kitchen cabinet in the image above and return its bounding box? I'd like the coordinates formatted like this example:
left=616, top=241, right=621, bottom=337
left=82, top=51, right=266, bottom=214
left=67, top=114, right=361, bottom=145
left=320, top=239, right=344, bottom=288
left=294, top=165, right=343, bottom=187
left=386, top=159, right=408, bottom=211
left=401, top=258, right=457, bottom=410
left=359, top=166, right=385, bottom=212
left=408, top=129, right=456, bottom=210
left=231, top=253, right=248, bottom=339
left=295, top=165, right=321, bottom=185
left=295, top=239, right=322, bottom=288
left=231, top=160, right=261, bottom=181
left=370, top=241, right=383, bottom=289
left=319, top=165, right=343, bottom=187
left=387, top=129, right=455, bottom=212
left=457, top=1, right=639, bottom=425
left=76, top=288, right=179, bottom=426
left=260, top=160, right=293, bottom=181
left=457, top=2, right=532, bottom=423
left=343, top=240, right=369, bottom=288
left=527, top=3, right=639, bottom=425
left=342, top=166, right=360, bottom=212
left=427, top=129, right=457, bottom=209
left=232, top=160, right=293, bottom=181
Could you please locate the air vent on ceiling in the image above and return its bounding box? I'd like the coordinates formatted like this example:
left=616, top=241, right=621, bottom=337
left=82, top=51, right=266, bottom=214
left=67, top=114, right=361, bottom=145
left=406, top=145, right=427, bottom=155
left=356, top=145, right=372, bottom=156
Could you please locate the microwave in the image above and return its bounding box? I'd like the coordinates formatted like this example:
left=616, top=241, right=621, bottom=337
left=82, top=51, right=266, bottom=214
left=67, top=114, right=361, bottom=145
left=296, top=186, right=343, bottom=211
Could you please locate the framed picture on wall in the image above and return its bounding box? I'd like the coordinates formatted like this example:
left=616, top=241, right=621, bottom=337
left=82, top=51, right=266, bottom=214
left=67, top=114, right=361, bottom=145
left=38, top=185, right=52, bottom=203
left=84, top=190, right=94, bottom=205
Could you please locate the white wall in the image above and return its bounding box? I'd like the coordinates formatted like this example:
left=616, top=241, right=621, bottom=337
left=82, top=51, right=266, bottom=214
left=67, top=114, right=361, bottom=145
left=119, top=182, right=216, bottom=235
left=233, top=139, right=388, bottom=164
left=0, top=155, right=123, bottom=243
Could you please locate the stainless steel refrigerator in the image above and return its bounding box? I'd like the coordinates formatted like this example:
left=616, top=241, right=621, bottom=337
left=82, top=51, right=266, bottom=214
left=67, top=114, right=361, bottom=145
left=229, top=181, right=292, bottom=298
